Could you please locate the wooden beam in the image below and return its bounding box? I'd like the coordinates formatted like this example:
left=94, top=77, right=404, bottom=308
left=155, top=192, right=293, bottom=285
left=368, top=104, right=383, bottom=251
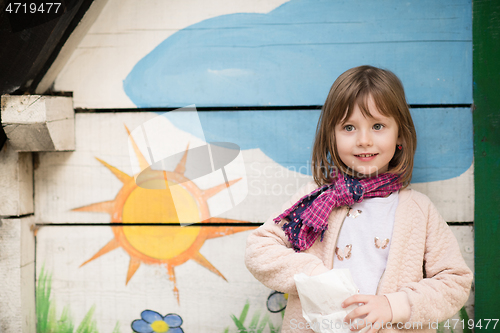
left=1, top=95, right=75, bottom=152
left=0, top=216, right=36, bottom=333
left=473, top=0, right=500, bottom=322
left=0, top=142, right=33, bottom=216
left=35, top=0, right=110, bottom=94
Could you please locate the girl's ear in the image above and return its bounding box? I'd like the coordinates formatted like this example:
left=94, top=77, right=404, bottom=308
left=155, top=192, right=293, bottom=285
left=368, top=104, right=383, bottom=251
left=396, top=134, right=403, bottom=146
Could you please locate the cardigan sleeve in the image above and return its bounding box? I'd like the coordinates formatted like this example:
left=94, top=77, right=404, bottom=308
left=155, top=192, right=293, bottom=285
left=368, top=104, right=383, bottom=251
left=245, top=181, right=330, bottom=295
left=398, top=198, right=473, bottom=324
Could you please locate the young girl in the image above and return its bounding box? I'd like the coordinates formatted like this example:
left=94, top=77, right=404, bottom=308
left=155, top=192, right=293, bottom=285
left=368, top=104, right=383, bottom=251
left=245, top=66, right=472, bottom=333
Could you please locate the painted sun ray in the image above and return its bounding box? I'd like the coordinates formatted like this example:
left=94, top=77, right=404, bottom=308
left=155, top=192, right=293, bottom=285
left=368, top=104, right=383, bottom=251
left=192, top=251, right=227, bottom=281
left=124, top=124, right=150, bottom=171
left=174, top=143, right=190, bottom=175
left=126, top=257, right=141, bottom=285
left=167, top=265, right=180, bottom=304
left=95, top=157, right=133, bottom=184
left=201, top=178, right=241, bottom=200
left=80, top=238, right=121, bottom=267
left=72, top=200, right=115, bottom=214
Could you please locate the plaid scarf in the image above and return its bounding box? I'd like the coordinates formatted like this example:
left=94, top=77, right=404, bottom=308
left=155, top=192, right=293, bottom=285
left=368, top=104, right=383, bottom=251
left=274, top=171, right=402, bottom=252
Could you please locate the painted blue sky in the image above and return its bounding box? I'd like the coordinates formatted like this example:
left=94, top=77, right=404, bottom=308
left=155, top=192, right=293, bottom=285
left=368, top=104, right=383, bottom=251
left=124, top=0, right=472, bottom=183
left=124, top=0, right=472, bottom=107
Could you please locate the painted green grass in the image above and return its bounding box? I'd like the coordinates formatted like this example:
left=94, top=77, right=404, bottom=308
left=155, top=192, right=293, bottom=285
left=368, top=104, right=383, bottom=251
left=36, top=266, right=120, bottom=333
left=223, top=300, right=281, bottom=333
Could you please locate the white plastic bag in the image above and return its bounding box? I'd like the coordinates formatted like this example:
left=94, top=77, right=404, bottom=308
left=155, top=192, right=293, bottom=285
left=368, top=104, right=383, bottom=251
left=294, top=269, right=360, bottom=333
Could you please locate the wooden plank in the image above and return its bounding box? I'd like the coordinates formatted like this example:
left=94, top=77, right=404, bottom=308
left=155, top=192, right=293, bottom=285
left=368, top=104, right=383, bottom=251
left=433, top=226, right=474, bottom=332
left=168, top=108, right=473, bottom=183
left=410, top=164, right=473, bottom=222
left=35, top=225, right=282, bottom=333
left=53, top=0, right=289, bottom=108
left=0, top=216, right=36, bottom=333
left=34, top=224, right=474, bottom=333
left=436, top=226, right=474, bottom=333
left=53, top=0, right=472, bottom=108
left=34, top=112, right=253, bottom=224
left=35, top=111, right=472, bottom=223
left=472, top=0, right=500, bottom=323
left=0, top=142, right=33, bottom=216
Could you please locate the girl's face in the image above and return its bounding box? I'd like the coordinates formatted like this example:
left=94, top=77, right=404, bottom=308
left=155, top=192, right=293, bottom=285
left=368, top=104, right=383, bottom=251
left=334, top=95, right=402, bottom=178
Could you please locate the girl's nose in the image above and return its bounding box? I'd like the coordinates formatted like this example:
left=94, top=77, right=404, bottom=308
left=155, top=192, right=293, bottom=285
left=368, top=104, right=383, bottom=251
left=356, top=130, right=373, bottom=147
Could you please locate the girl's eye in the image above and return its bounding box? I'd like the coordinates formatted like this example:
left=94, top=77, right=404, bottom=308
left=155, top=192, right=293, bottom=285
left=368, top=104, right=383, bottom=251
left=373, top=124, right=384, bottom=130
left=344, top=125, right=354, bottom=132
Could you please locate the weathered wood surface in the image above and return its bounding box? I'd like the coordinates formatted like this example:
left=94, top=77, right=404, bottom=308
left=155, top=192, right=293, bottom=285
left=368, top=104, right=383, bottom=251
left=36, top=226, right=279, bottom=333
left=0, top=142, right=33, bottom=216
left=0, top=216, right=36, bottom=333
left=1, top=95, right=75, bottom=151
left=26, top=2, right=476, bottom=333
left=409, top=165, right=473, bottom=222
left=35, top=112, right=473, bottom=224
left=450, top=226, right=474, bottom=314
left=53, top=0, right=472, bottom=108
left=54, top=0, right=289, bottom=108
left=34, top=225, right=473, bottom=333
left=35, top=0, right=110, bottom=94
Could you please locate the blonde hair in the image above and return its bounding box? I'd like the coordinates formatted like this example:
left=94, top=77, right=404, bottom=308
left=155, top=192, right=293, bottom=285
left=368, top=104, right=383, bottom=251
left=311, top=65, right=417, bottom=187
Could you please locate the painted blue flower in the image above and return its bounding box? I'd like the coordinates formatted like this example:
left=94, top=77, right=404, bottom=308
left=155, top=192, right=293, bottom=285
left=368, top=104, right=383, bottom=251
left=132, top=310, right=184, bottom=333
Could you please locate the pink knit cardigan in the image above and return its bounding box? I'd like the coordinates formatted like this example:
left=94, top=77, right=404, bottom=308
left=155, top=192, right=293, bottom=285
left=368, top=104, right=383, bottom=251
left=245, top=181, right=473, bottom=333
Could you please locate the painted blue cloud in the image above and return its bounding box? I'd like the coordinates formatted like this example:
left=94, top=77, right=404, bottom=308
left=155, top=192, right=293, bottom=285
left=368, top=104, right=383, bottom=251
left=124, top=0, right=471, bottom=106
left=125, top=0, right=473, bottom=182
left=163, top=108, right=472, bottom=183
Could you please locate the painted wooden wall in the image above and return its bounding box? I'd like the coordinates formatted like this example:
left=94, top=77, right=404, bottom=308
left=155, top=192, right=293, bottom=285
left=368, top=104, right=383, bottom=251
left=31, top=0, right=474, bottom=332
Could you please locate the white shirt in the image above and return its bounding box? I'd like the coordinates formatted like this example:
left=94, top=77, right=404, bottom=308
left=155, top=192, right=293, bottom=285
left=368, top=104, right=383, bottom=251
left=333, top=191, right=399, bottom=295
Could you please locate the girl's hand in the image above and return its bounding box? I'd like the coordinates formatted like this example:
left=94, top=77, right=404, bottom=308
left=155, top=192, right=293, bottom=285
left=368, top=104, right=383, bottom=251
left=342, top=295, right=392, bottom=333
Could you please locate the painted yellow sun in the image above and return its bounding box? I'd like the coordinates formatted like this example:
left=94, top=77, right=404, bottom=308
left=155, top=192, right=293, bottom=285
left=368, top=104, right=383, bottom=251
left=73, top=125, right=255, bottom=302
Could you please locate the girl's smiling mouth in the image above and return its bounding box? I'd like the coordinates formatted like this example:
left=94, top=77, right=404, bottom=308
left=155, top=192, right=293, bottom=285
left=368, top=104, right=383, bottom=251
left=354, top=153, right=378, bottom=161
